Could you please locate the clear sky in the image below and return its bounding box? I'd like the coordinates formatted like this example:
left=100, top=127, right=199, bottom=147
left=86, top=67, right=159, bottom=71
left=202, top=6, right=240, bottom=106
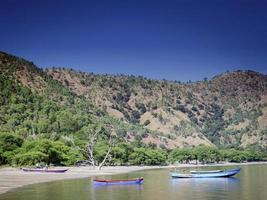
left=1, top=0, right=267, bottom=82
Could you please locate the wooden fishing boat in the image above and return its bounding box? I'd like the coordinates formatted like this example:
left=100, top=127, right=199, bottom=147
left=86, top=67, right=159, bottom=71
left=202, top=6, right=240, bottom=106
left=93, top=177, right=144, bottom=184
left=21, top=168, right=69, bottom=173
left=171, top=168, right=241, bottom=178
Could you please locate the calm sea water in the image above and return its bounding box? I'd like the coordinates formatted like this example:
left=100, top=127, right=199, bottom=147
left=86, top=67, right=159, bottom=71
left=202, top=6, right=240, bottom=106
left=0, top=164, right=266, bottom=200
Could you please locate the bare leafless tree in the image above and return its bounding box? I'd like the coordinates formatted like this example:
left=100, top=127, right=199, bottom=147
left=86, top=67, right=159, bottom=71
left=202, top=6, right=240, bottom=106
left=70, top=123, right=117, bottom=170
left=82, top=125, right=102, bottom=168
left=77, top=124, right=116, bottom=170
left=97, top=134, right=116, bottom=170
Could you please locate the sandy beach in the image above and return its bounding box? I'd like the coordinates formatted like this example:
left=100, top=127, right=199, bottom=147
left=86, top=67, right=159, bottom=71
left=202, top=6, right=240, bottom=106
left=0, top=162, right=266, bottom=195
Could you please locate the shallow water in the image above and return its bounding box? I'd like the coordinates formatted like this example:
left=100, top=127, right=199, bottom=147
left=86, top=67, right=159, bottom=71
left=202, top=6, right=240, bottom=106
left=0, top=165, right=266, bottom=200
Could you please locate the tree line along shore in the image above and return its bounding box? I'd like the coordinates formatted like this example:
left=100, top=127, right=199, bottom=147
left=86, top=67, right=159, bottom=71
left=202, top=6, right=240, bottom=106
left=1, top=132, right=266, bottom=168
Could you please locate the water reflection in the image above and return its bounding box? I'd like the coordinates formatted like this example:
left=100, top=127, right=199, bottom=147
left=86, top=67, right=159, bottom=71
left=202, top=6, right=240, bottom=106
left=171, top=177, right=240, bottom=192
left=90, top=181, right=143, bottom=200
left=93, top=183, right=144, bottom=190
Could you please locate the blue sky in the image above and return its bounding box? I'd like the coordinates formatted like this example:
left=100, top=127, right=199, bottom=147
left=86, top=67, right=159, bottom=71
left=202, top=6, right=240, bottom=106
left=1, top=0, right=267, bottom=82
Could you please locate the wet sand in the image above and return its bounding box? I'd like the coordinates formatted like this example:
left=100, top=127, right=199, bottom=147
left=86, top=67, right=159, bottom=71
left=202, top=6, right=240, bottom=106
left=0, top=162, right=266, bottom=195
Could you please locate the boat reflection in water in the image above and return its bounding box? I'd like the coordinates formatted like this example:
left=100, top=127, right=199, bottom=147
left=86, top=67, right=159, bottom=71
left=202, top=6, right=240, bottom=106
left=171, top=177, right=240, bottom=192
left=90, top=179, right=143, bottom=200
left=93, top=183, right=144, bottom=190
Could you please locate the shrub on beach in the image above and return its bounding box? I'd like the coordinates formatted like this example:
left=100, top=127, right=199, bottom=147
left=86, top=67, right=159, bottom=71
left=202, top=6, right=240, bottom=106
left=3, top=139, right=84, bottom=166
left=13, top=151, right=48, bottom=166
left=0, top=133, right=23, bottom=164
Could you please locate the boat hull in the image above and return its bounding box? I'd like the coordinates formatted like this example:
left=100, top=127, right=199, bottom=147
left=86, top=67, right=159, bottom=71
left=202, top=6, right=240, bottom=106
left=171, top=168, right=241, bottom=178
left=22, top=168, right=69, bottom=173
left=93, top=178, right=144, bottom=185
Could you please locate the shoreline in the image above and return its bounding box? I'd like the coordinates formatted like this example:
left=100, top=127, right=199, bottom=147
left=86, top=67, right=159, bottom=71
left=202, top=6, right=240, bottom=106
left=0, top=161, right=266, bottom=195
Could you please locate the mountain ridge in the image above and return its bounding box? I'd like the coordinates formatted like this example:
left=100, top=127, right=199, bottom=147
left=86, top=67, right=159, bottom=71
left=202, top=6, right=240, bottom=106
left=1, top=51, right=266, bottom=149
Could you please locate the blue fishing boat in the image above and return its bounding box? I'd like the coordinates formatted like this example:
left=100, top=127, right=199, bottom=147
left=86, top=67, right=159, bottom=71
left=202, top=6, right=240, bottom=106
left=171, top=168, right=241, bottom=178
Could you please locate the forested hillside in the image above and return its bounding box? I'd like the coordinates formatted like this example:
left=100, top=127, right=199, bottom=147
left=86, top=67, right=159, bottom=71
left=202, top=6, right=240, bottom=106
left=47, top=67, right=267, bottom=149
left=0, top=52, right=266, bottom=166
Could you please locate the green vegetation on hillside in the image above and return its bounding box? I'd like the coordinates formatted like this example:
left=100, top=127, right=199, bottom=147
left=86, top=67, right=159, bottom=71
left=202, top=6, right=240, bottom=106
left=0, top=52, right=267, bottom=167
left=47, top=67, right=267, bottom=149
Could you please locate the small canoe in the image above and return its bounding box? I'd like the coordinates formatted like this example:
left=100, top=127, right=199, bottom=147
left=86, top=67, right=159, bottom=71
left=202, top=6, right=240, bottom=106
left=93, top=177, right=144, bottom=184
left=22, top=168, right=69, bottom=173
left=171, top=168, right=241, bottom=178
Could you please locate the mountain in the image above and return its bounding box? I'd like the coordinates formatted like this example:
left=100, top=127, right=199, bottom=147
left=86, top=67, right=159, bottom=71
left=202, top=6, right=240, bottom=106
left=1, top=51, right=266, bottom=149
